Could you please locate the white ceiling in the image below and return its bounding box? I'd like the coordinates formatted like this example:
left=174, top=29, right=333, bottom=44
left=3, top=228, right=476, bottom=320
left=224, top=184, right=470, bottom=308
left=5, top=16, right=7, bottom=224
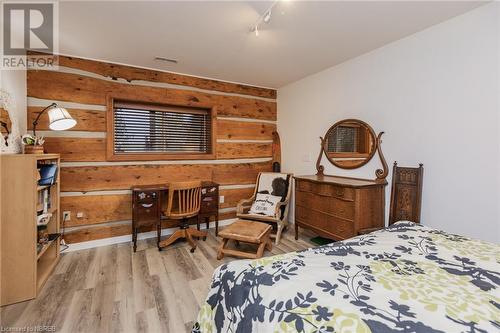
left=58, top=1, right=486, bottom=88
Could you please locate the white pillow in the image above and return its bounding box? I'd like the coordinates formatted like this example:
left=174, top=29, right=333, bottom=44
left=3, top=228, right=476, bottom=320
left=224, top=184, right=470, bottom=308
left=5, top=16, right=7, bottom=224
left=249, top=193, right=282, bottom=217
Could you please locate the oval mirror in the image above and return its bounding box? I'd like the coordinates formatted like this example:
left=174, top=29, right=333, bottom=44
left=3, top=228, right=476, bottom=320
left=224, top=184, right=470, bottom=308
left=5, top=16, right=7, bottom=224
left=323, top=119, right=377, bottom=169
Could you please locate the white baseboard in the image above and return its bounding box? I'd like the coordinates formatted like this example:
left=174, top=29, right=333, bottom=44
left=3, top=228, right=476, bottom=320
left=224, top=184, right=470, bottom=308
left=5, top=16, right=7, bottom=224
left=63, top=218, right=237, bottom=253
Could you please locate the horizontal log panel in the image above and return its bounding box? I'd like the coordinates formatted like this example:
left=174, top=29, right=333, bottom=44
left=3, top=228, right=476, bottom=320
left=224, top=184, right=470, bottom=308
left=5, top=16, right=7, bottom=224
left=64, top=223, right=132, bottom=244
left=41, top=53, right=276, bottom=99
left=219, top=187, right=254, bottom=209
left=217, top=120, right=275, bottom=140
left=27, top=107, right=106, bottom=132
left=61, top=161, right=272, bottom=191
left=217, top=142, right=272, bottom=159
left=61, top=194, right=131, bottom=227
left=44, top=137, right=106, bottom=161
left=61, top=186, right=250, bottom=226
left=215, top=96, right=276, bottom=120
left=42, top=137, right=272, bottom=162
left=27, top=70, right=276, bottom=121
left=64, top=210, right=237, bottom=244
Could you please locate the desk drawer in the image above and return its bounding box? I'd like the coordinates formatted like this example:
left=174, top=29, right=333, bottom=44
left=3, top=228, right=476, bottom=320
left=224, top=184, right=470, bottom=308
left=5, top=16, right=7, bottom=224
left=295, top=191, right=354, bottom=220
left=201, top=196, right=218, bottom=213
left=296, top=181, right=354, bottom=201
left=202, top=186, right=218, bottom=197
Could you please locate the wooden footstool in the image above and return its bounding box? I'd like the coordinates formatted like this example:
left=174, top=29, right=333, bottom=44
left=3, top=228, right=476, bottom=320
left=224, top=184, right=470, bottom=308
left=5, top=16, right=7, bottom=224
left=217, top=220, right=272, bottom=260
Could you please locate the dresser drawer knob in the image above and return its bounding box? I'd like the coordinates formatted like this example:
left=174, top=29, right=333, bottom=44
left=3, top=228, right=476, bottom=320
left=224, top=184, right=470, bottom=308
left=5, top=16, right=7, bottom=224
left=335, top=188, right=345, bottom=197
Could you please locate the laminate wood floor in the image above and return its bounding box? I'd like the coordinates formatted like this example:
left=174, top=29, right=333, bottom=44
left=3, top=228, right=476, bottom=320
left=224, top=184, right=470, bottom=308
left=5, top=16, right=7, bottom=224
left=1, top=228, right=316, bottom=333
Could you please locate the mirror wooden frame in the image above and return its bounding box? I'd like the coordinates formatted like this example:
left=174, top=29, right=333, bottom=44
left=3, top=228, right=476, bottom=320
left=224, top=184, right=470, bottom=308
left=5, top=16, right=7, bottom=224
left=316, top=118, right=389, bottom=181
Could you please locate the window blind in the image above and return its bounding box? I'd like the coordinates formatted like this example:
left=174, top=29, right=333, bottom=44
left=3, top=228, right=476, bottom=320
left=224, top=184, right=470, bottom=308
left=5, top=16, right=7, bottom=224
left=329, top=126, right=357, bottom=152
left=113, top=102, right=212, bottom=154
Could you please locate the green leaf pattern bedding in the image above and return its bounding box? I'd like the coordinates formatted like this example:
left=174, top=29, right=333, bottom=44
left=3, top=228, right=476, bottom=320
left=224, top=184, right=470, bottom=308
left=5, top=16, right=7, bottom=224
left=193, top=222, right=500, bottom=333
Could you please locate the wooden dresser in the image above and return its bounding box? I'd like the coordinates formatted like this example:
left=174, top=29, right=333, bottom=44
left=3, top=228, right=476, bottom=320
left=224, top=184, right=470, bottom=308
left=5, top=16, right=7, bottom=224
left=294, top=175, right=386, bottom=240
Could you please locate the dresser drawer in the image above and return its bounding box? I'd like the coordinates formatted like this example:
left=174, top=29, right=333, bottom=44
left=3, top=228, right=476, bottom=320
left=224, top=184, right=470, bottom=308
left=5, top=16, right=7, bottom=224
left=296, top=181, right=354, bottom=201
left=295, top=205, right=327, bottom=230
left=295, top=191, right=354, bottom=220
left=296, top=205, right=354, bottom=239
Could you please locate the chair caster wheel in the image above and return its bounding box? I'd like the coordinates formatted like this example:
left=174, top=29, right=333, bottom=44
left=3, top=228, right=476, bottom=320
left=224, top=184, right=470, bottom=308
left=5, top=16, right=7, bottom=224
left=190, top=247, right=196, bottom=253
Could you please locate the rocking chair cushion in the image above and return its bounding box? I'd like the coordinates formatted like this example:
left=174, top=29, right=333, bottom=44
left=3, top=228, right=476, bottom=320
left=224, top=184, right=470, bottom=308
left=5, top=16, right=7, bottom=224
left=249, top=193, right=282, bottom=217
left=255, top=173, right=290, bottom=219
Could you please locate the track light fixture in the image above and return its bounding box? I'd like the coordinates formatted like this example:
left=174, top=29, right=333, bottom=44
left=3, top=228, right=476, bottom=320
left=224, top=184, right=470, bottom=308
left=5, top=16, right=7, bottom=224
left=250, top=0, right=280, bottom=37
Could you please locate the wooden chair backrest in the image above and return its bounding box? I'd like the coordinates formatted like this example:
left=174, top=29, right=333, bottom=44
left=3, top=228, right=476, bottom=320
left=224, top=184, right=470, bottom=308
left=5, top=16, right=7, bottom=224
left=252, top=172, right=293, bottom=201
left=165, top=181, right=202, bottom=219
left=389, top=162, right=424, bottom=225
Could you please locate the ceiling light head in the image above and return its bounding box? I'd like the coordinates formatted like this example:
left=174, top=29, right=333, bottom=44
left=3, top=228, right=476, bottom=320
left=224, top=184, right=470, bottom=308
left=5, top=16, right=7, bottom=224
left=263, top=11, right=272, bottom=23
left=254, top=26, right=259, bottom=37
left=154, top=56, right=178, bottom=64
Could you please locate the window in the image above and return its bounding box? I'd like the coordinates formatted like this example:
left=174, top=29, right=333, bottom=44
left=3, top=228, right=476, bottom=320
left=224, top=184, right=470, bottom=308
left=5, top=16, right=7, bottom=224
left=107, top=99, right=216, bottom=161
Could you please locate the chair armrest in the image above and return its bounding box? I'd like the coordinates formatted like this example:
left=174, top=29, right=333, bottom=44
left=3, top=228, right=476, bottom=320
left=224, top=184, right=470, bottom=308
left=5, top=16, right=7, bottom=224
left=237, top=197, right=254, bottom=214
left=274, top=201, right=288, bottom=219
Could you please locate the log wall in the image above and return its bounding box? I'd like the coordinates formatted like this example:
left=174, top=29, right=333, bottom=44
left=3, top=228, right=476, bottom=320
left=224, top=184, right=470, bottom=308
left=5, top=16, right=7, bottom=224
left=27, top=55, right=276, bottom=243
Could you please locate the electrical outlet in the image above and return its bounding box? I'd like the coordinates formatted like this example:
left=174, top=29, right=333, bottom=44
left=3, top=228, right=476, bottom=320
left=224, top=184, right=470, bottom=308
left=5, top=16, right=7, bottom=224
left=63, top=211, right=71, bottom=221
left=76, top=212, right=84, bottom=218
left=219, top=195, right=225, bottom=203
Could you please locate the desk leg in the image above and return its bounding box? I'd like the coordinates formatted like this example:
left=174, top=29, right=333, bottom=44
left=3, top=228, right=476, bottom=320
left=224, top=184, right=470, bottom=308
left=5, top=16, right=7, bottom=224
left=157, top=220, right=161, bottom=250
left=196, top=215, right=201, bottom=240
left=215, top=212, right=219, bottom=236
left=133, top=227, right=137, bottom=252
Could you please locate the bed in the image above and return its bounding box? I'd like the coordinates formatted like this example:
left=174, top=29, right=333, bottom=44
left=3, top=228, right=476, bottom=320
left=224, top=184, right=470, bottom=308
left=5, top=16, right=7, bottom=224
left=193, top=222, right=499, bottom=333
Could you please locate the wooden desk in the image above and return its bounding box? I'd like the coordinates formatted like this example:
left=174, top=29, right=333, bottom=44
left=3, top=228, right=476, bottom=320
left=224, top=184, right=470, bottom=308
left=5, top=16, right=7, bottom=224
left=131, top=181, right=219, bottom=252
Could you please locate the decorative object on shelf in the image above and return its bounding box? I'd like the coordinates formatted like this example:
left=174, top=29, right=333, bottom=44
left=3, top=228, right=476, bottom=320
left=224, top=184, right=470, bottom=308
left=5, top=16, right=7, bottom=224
left=37, top=213, right=52, bottom=226
left=38, top=164, right=58, bottom=185
left=37, top=225, right=49, bottom=244
left=0, top=88, right=22, bottom=153
left=23, top=103, right=77, bottom=154
left=22, top=133, right=45, bottom=154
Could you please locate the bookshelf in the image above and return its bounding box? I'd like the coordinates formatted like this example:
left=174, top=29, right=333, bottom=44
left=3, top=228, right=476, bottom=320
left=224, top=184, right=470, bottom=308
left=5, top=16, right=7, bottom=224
left=1, top=154, right=60, bottom=306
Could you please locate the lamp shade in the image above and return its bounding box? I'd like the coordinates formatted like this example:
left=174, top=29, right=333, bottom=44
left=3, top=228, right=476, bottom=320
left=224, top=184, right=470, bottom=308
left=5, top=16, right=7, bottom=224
left=48, top=107, right=77, bottom=131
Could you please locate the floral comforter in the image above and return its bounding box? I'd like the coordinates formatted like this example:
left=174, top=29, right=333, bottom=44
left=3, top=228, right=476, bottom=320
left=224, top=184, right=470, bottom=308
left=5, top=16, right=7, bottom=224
left=193, top=222, right=500, bottom=333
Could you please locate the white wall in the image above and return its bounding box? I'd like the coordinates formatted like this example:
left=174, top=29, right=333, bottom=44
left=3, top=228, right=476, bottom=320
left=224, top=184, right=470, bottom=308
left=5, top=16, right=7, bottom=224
left=278, top=3, right=500, bottom=242
left=0, top=69, right=27, bottom=153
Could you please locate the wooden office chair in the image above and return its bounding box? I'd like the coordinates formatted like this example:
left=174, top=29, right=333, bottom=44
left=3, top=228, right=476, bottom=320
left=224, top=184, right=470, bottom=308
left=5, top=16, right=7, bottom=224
left=158, top=181, right=207, bottom=252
